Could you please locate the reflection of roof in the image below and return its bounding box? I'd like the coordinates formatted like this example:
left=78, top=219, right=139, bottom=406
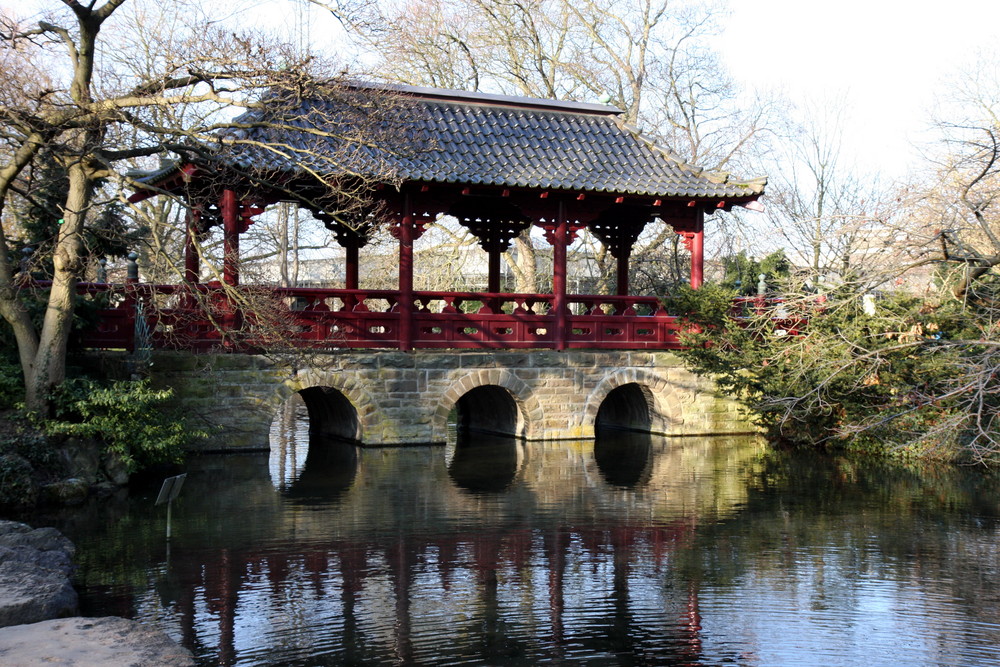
left=222, top=83, right=765, bottom=201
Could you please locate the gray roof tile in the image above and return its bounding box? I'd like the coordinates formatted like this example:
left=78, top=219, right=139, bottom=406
left=212, top=84, right=765, bottom=200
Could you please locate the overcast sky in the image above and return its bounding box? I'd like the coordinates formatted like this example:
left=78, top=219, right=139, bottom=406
left=718, top=0, right=1000, bottom=178
left=12, top=0, right=1000, bottom=180
left=242, top=0, right=1000, bottom=180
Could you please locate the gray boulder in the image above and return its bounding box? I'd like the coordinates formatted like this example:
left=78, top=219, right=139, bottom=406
left=0, top=520, right=78, bottom=627
left=0, top=616, right=195, bottom=666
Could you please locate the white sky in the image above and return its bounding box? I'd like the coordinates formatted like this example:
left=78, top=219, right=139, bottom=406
left=243, top=0, right=1000, bottom=180
left=718, top=0, right=1000, bottom=178
left=11, top=0, right=1000, bottom=181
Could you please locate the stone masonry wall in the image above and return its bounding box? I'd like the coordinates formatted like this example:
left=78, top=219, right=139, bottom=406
left=104, top=350, right=758, bottom=450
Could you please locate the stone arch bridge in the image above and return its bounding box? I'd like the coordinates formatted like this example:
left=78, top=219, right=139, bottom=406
left=104, top=349, right=755, bottom=449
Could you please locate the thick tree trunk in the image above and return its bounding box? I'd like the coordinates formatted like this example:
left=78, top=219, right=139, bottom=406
left=24, top=160, right=94, bottom=414
left=509, top=231, right=537, bottom=293
left=0, top=134, right=47, bottom=402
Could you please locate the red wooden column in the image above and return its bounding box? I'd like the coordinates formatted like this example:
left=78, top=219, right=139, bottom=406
left=393, top=196, right=423, bottom=351
left=545, top=202, right=575, bottom=351
left=616, top=253, right=630, bottom=296
left=689, top=210, right=705, bottom=289
left=184, top=208, right=201, bottom=284
left=448, top=196, right=531, bottom=312
left=342, top=238, right=361, bottom=312
left=221, top=189, right=239, bottom=287
left=345, top=241, right=360, bottom=290
left=589, top=205, right=648, bottom=297
left=487, top=248, right=502, bottom=295
left=397, top=215, right=414, bottom=351
left=672, top=209, right=706, bottom=290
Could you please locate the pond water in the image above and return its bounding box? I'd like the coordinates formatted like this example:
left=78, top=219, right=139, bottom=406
left=24, top=402, right=1000, bottom=666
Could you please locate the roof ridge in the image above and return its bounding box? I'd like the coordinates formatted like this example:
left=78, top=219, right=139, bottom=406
left=348, top=80, right=624, bottom=117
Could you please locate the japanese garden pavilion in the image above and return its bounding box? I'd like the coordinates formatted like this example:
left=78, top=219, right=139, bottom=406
left=127, top=83, right=766, bottom=352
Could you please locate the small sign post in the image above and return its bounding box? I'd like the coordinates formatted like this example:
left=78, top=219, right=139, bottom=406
left=155, top=474, right=186, bottom=540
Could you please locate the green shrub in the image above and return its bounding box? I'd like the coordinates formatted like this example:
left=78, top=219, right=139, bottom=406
left=0, top=453, right=38, bottom=508
left=666, top=284, right=984, bottom=461
left=41, top=378, right=203, bottom=473
left=0, top=431, right=58, bottom=470
left=0, top=356, right=22, bottom=410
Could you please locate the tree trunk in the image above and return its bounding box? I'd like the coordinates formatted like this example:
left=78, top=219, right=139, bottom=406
left=510, top=232, right=537, bottom=293
left=25, top=159, right=94, bottom=414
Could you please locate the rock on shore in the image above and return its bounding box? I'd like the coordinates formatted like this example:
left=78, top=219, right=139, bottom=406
left=0, top=616, right=194, bottom=666
left=0, top=520, right=194, bottom=666
left=0, top=520, right=78, bottom=626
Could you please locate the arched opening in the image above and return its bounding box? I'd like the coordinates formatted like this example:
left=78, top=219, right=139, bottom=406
left=299, top=386, right=361, bottom=442
left=595, top=383, right=653, bottom=433
left=455, top=385, right=521, bottom=437
left=268, top=390, right=361, bottom=497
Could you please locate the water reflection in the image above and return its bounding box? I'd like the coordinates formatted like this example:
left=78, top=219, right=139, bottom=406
left=448, top=434, right=523, bottom=493
left=593, top=428, right=653, bottom=488
left=29, top=419, right=1000, bottom=667
left=268, top=396, right=359, bottom=502
left=283, top=441, right=359, bottom=502
left=268, top=395, right=309, bottom=489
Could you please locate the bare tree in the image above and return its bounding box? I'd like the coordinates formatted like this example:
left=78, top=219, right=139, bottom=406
left=897, top=67, right=1000, bottom=297
left=0, top=0, right=408, bottom=413
left=749, top=96, right=893, bottom=284
left=338, top=0, right=777, bottom=294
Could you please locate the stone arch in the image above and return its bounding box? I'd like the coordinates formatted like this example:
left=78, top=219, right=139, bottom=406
left=273, top=369, right=382, bottom=444
left=595, top=383, right=655, bottom=432
left=584, top=369, right=683, bottom=436
left=431, top=369, right=543, bottom=440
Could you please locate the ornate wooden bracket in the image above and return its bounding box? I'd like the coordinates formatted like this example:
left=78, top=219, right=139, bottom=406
left=237, top=202, right=265, bottom=234
left=588, top=205, right=652, bottom=259
left=448, top=197, right=532, bottom=253
left=541, top=223, right=585, bottom=246
left=675, top=230, right=697, bottom=252
left=389, top=217, right=429, bottom=241
left=310, top=208, right=377, bottom=249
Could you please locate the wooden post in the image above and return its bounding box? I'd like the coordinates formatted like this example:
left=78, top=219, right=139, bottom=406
left=616, top=251, right=629, bottom=296
left=397, top=197, right=415, bottom=352
left=552, top=203, right=568, bottom=351
left=184, top=208, right=200, bottom=284
left=343, top=240, right=360, bottom=312
left=487, top=248, right=501, bottom=295
left=345, top=242, right=360, bottom=291
left=487, top=247, right=502, bottom=312
left=221, top=189, right=239, bottom=287
left=690, top=211, right=704, bottom=290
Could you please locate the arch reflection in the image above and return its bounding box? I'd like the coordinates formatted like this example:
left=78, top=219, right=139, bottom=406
left=448, top=433, right=523, bottom=493
left=594, top=429, right=654, bottom=488
left=284, top=437, right=359, bottom=502
left=269, top=394, right=359, bottom=500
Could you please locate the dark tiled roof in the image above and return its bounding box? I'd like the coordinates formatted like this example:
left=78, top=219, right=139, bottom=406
left=215, top=84, right=766, bottom=200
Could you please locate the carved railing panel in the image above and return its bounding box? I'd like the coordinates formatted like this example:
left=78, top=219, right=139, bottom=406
left=67, top=283, right=688, bottom=352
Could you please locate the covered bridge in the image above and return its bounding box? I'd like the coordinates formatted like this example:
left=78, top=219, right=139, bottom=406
left=121, top=82, right=766, bottom=353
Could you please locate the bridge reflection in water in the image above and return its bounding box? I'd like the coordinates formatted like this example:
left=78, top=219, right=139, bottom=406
left=116, top=401, right=757, bottom=666
left=56, top=398, right=1000, bottom=666
left=63, top=402, right=1000, bottom=667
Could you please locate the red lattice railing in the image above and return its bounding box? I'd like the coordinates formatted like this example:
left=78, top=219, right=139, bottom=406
left=67, top=282, right=686, bottom=352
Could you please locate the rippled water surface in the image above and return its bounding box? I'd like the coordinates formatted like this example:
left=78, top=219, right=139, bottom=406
left=29, top=403, right=1000, bottom=666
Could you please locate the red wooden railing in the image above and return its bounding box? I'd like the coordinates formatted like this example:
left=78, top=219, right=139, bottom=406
left=68, top=282, right=686, bottom=352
